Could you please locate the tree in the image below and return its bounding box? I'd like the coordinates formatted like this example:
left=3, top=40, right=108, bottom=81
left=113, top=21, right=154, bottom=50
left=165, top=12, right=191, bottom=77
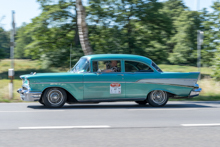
left=199, top=8, right=215, bottom=66
left=88, top=0, right=172, bottom=63
left=158, top=0, right=200, bottom=65
left=14, top=23, right=33, bottom=59
left=0, top=27, right=10, bottom=59
left=209, top=2, right=220, bottom=80
left=168, top=10, right=201, bottom=65
left=76, top=0, right=93, bottom=55
left=14, top=0, right=217, bottom=69
left=24, top=0, right=83, bottom=68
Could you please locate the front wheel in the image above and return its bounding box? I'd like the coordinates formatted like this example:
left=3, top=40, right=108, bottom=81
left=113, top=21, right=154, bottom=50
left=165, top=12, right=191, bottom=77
left=42, top=88, right=67, bottom=108
left=148, top=90, right=168, bottom=107
left=39, top=99, right=45, bottom=106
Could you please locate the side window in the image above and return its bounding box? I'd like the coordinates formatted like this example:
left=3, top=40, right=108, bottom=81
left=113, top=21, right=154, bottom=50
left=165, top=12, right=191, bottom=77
left=125, top=61, right=154, bottom=72
left=92, top=60, right=121, bottom=72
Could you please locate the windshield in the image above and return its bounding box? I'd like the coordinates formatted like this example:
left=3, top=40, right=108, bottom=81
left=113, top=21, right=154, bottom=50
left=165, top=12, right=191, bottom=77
left=71, top=58, right=89, bottom=73
left=152, top=62, right=163, bottom=72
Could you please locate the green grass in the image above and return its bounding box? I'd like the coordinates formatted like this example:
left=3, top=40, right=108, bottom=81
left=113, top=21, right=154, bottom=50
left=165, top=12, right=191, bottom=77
left=0, top=59, right=64, bottom=102
left=0, top=59, right=219, bottom=102
left=158, top=64, right=212, bottom=77
left=0, top=59, right=64, bottom=79
left=0, top=79, right=23, bottom=102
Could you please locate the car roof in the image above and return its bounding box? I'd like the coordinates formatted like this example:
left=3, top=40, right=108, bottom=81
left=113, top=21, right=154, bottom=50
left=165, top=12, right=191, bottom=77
left=82, top=54, right=152, bottom=64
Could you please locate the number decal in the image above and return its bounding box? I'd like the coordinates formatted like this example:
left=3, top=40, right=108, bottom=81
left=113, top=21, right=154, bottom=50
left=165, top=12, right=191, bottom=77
left=110, top=83, right=121, bottom=94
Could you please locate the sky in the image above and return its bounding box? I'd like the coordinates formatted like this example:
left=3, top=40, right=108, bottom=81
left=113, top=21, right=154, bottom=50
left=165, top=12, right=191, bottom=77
left=0, top=0, right=217, bottom=31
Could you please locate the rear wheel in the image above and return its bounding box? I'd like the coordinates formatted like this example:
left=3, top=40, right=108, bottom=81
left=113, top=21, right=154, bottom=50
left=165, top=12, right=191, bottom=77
left=43, top=88, right=67, bottom=108
left=148, top=90, right=168, bottom=107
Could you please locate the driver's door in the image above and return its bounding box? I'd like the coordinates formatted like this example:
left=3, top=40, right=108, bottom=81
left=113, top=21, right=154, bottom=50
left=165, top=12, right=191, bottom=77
left=83, top=60, right=125, bottom=100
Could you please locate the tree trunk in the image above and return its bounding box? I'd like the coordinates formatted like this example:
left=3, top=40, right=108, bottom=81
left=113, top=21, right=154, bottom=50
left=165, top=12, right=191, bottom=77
left=76, top=0, right=93, bottom=55
left=74, top=6, right=80, bottom=46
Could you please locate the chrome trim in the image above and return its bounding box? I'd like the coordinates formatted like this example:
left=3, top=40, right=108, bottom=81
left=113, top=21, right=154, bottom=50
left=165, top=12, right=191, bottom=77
left=194, top=83, right=199, bottom=88
left=47, top=89, right=64, bottom=106
left=32, top=82, right=83, bottom=84
left=125, top=82, right=196, bottom=88
left=84, top=81, right=124, bottom=83
left=136, top=78, right=197, bottom=87
left=32, top=81, right=125, bottom=84
left=80, top=98, right=146, bottom=102
left=17, top=88, right=42, bottom=102
left=150, top=90, right=167, bottom=105
left=189, top=88, right=202, bottom=97
left=22, top=84, right=31, bottom=90
left=31, top=78, right=199, bottom=88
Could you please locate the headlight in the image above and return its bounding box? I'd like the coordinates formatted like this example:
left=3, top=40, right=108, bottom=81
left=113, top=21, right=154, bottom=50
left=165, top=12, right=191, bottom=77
left=23, top=78, right=29, bottom=85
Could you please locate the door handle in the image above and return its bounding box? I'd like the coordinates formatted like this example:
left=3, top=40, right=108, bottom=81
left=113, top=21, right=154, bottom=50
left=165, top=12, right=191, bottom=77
left=117, top=74, right=124, bottom=76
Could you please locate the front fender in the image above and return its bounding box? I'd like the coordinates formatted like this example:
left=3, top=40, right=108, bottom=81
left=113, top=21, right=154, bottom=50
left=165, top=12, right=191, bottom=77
left=33, top=82, right=83, bottom=100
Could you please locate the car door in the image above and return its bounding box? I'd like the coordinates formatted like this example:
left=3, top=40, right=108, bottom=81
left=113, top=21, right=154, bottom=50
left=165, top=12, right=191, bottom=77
left=124, top=60, right=156, bottom=99
left=83, top=59, right=125, bottom=100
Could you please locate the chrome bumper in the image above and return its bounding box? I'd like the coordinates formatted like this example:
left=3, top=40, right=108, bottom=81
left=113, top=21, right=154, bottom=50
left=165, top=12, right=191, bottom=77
left=17, top=88, right=42, bottom=101
left=189, top=88, right=202, bottom=97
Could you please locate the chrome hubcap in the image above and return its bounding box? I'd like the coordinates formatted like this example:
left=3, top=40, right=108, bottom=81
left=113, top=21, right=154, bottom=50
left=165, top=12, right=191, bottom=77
left=47, top=90, right=63, bottom=106
left=151, top=90, right=167, bottom=105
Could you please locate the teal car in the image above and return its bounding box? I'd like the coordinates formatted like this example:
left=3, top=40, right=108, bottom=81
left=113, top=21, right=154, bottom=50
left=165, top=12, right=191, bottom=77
left=17, top=54, right=201, bottom=108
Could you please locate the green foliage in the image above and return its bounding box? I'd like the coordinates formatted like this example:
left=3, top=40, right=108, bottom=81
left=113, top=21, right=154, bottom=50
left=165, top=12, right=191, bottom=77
left=88, top=0, right=172, bottom=63
left=23, top=0, right=83, bottom=68
left=168, top=11, right=200, bottom=65
left=4, top=0, right=218, bottom=75
left=159, top=0, right=198, bottom=65
left=14, top=23, right=33, bottom=59
left=199, top=9, right=215, bottom=66
left=209, top=2, right=220, bottom=81
left=0, top=27, right=10, bottom=59
left=213, top=47, right=220, bottom=81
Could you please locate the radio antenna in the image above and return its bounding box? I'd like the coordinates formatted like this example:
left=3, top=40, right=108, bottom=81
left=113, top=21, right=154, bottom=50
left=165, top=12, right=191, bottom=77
left=70, top=43, right=72, bottom=71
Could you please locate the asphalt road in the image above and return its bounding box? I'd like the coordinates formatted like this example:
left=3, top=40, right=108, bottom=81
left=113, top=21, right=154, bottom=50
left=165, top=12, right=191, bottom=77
left=0, top=101, right=220, bottom=147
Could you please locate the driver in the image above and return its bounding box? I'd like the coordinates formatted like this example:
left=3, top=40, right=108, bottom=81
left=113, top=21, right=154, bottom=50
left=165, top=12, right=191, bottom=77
left=104, top=60, right=120, bottom=72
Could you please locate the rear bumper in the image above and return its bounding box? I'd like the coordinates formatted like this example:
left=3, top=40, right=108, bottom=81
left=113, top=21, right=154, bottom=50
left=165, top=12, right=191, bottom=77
left=17, top=88, right=42, bottom=102
left=189, top=88, right=202, bottom=97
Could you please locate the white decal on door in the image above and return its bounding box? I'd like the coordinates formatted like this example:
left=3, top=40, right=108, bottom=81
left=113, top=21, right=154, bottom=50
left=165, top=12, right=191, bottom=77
left=110, top=83, right=121, bottom=94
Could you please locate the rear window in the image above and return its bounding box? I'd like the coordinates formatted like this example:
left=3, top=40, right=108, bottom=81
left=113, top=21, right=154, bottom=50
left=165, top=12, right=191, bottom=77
left=125, top=61, right=154, bottom=72
left=152, top=62, right=162, bottom=72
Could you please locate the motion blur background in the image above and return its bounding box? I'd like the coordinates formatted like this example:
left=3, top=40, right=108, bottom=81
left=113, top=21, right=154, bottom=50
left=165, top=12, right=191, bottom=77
left=0, top=0, right=220, bottom=101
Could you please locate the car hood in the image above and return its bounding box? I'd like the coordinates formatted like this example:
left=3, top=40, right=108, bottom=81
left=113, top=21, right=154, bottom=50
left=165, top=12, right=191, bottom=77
left=20, top=72, right=83, bottom=80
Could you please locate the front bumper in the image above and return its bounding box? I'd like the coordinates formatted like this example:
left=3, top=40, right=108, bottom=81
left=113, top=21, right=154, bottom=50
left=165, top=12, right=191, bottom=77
left=17, top=88, right=42, bottom=102
left=189, top=88, right=202, bottom=97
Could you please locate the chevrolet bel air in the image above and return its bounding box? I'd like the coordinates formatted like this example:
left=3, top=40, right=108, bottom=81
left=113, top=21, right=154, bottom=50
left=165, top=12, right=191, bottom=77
left=17, top=54, right=202, bottom=108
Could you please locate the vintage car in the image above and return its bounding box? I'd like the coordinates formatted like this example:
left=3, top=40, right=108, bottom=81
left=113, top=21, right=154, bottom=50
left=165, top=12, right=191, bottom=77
left=17, top=54, right=202, bottom=108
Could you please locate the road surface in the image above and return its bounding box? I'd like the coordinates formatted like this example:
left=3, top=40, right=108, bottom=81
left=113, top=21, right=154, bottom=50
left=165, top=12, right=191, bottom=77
left=0, top=101, right=220, bottom=147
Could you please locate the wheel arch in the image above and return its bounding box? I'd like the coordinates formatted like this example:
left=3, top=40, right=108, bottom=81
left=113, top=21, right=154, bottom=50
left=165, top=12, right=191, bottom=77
left=39, top=87, right=78, bottom=103
left=146, top=89, right=175, bottom=100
